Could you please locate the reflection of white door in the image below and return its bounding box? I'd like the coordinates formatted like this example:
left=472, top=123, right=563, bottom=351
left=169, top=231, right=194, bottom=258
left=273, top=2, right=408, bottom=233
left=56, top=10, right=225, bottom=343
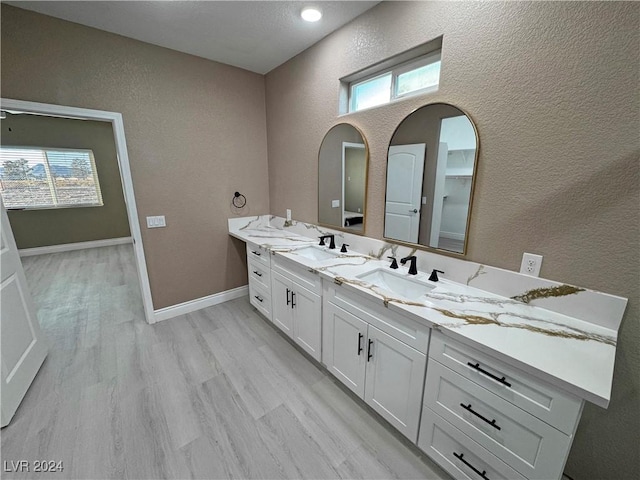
left=384, top=144, right=425, bottom=243
left=342, top=142, right=365, bottom=227
left=429, top=142, right=449, bottom=247
left=1, top=199, right=48, bottom=427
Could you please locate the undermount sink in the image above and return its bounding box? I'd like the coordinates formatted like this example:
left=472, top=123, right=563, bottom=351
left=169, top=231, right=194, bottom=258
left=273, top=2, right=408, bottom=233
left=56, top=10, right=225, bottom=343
left=293, top=245, right=341, bottom=261
left=357, top=268, right=435, bottom=301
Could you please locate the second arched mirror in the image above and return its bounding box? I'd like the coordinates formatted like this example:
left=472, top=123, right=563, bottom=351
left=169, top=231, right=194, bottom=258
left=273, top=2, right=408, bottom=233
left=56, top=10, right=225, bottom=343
left=318, top=123, right=369, bottom=234
left=384, top=103, right=479, bottom=255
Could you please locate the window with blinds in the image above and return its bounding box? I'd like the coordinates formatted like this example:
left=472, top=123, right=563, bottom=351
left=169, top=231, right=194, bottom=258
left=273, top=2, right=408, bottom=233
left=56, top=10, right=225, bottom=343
left=0, top=147, right=103, bottom=209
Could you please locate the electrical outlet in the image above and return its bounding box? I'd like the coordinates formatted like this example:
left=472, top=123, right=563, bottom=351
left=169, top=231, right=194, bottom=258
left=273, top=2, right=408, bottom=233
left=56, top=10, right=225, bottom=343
left=286, top=209, right=291, bottom=221
left=332, top=199, right=340, bottom=208
left=520, top=252, right=543, bottom=277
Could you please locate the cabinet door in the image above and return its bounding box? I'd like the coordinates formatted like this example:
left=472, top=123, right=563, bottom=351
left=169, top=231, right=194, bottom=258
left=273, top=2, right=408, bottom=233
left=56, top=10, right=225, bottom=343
left=271, top=271, right=293, bottom=338
left=292, top=285, right=322, bottom=362
left=322, top=303, right=367, bottom=398
left=364, top=325, right=427, bottom=442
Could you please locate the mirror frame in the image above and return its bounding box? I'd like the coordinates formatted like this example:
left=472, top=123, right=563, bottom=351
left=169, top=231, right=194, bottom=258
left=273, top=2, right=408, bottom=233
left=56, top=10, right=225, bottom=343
left=317, top=122, right=370, bottom=235
left=383, top=102, right=480, bottom=257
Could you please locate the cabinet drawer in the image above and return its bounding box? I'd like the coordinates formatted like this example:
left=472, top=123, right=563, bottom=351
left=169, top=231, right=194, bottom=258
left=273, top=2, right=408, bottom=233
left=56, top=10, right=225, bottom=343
left=246, top=242, right=271, bottom=268
left=325, top=283, right=430, bottom=354
left=418, top=406, right=526, bottom=480
left=424, top=360, right=570, bottom=480
left=272, top=256, right=322, bottom=295
left=249, top=282, right=271, bottom=321
left=248, top=258, right=271, bottom=292
left=430, top=331, right=582, bottom=434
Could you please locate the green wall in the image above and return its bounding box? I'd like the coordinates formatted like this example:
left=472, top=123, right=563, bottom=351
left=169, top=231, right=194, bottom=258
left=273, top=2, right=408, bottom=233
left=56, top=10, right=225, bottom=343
left=2, top=113, right=130, bottom=248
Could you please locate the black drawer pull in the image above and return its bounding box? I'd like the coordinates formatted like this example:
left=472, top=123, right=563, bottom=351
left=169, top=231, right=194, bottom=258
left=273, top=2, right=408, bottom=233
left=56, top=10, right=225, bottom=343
left=460, top=403, right=501, bottom=430
left=357, top=333, right=363, bottom=355
left=467, top=362, right=512, bottom=388
left=251, top=250, right=261, bottom=256
left=253, top=295, right=263, bottom=303
left=252, top=270, right=263, bottom=277
left=453, top=452, right=490, bottom=480
left=291, top=291, right=296, bottom=308
left=286, top=288, right=291, bottom=305
left=367, top=339, right=373, bottom=361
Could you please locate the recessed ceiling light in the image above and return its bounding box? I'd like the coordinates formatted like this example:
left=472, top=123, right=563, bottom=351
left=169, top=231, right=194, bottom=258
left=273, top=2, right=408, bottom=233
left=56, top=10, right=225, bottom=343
left=301, top=7, right=322, bottom=22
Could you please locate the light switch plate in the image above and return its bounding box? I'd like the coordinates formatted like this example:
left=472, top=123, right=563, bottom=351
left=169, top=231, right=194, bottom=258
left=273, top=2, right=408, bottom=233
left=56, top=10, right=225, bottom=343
left=332, top=199, right=340, bottom=208
left=146, top=215, right=166, bottom=228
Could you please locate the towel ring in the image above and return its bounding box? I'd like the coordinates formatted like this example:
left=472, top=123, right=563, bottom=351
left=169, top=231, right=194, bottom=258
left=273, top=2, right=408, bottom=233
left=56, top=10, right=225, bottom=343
left=232, top=191, right=246, bottom=208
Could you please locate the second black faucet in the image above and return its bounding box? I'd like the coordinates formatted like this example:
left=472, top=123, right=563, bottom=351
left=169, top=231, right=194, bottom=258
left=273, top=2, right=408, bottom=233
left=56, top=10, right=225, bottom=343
left=400, top=255, right=418, bottom=275
left=318, top=234, right=336, bottom=249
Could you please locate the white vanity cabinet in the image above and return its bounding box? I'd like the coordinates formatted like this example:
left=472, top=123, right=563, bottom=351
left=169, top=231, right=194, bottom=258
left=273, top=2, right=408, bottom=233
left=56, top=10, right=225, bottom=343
left=271, top=257, right=322, bottom=361
left=419, top=331, right=584, bottom=480
left=323, top=282, right=429, bottom=442
left=246, top=243, right=272, bottom=320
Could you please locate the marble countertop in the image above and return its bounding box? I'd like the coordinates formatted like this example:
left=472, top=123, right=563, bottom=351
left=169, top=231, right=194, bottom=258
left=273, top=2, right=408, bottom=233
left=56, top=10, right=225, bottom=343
left=230, top=224, right=619, bottom=408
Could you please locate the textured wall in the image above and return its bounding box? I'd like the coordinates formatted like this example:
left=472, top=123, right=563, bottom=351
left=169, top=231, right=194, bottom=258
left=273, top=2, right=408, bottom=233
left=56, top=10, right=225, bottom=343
left=3, top=114, right=130, bottom=248
left=1, top=5, right=270, bottom=309
left=265, top=2, right=639, bottom=479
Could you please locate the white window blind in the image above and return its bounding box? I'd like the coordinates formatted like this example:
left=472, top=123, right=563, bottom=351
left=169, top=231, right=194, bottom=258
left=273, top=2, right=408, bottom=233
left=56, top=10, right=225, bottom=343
left=0, top=147, right=103, bottom=209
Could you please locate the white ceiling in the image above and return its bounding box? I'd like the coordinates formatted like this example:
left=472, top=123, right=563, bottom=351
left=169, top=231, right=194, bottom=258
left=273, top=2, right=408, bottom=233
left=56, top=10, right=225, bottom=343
left=5, top=1, right=380, bottom=74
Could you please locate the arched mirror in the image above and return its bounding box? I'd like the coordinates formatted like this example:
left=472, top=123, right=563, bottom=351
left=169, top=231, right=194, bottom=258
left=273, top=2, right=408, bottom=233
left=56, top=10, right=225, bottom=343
left=318, top=123, right=369, bottom=234
left=384, top=103, right=479, bottom=255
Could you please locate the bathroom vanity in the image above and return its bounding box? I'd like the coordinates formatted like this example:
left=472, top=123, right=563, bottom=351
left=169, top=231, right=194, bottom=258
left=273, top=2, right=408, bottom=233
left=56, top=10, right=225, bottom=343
left=230, top=216, right=627, bottom=480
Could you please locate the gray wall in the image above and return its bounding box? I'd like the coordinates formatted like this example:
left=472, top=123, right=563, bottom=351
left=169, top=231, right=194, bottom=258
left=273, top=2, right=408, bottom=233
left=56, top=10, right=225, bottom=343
left=1, top=4, right=270, bottom=309
left=2, top=113, right=130, bottom=248
left=265, top=2, right=639, bottom=479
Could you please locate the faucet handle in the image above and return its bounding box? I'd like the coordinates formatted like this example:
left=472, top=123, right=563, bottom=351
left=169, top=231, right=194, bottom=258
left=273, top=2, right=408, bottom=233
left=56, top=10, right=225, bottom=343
left=341, top=244, right=349, bottom=253
left=387, top=256, right=399, bottom=269
left=318, top=236, right=325, bottom=246
left=429, top=269, right=445, bottom=282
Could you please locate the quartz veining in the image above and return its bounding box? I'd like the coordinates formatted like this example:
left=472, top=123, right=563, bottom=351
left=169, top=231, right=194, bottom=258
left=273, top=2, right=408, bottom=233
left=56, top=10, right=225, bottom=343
left=229, top=215, right=627, bottom=408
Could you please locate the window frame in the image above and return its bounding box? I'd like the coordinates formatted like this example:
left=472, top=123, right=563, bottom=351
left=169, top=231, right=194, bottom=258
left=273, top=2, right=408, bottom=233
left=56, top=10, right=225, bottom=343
left=0, top=145, right=104, bottom=210
left=347, top=50, right=442, bottom=113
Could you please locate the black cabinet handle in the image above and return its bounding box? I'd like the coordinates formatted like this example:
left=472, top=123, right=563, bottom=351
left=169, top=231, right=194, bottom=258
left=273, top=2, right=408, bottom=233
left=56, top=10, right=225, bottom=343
left=467, top=362, right=512, bottom=388
left=291, top=291, right=296, bottom=308
left=252, top=270, right=263, bottom=277
left=251, top=250, right=261, bottom=256
left=367, top=339, right=373, bottom=361
left=286, top=288, right=291, bottom=305
left=357, top=333, right=363, bottom=355
left=254, top=295, right=263, bottom=303
left=460, top=403, right=501, bottom=430
left=453, top=452, right=490, bottom=480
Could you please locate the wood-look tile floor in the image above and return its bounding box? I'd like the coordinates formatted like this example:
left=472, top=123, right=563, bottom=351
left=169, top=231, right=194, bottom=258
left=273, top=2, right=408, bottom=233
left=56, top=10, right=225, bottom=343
left=1, top=245, right=450, bottom=480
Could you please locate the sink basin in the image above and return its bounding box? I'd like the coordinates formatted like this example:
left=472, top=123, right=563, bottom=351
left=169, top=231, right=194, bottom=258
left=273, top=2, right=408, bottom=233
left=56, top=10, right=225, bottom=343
left=294, top=246, right=341, bottom=261
left=357, top=268, right=435, bottom=301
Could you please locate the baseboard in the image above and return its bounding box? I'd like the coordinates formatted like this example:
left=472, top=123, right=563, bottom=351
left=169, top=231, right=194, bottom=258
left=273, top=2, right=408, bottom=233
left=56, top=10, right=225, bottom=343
left=18, top=237, right=133, bottom=257
left=439, top=231, right=465, bottom=241
left=153, top=285, right=249, bottom=323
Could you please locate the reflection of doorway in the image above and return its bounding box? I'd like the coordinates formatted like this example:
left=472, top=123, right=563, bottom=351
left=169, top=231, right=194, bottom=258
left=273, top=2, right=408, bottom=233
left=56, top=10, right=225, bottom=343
left=341, top=142, right=365, bottom=229
left=0, top=98, right=154, bottom=323
left=384, top=144, right=425, bottom=243
left=432, top=115, right=476, bottom=253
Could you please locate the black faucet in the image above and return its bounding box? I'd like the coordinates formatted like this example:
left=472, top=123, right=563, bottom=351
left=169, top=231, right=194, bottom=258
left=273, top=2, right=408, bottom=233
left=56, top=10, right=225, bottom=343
left=400, top=255, right=418, bottom=275
left=319, top=234, right=336, bottom=249
left=429, top=269, right=445, bottom=282
left=387, top=256, right=399, bottom=269
left=340, top=244, right=349, bottom=253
